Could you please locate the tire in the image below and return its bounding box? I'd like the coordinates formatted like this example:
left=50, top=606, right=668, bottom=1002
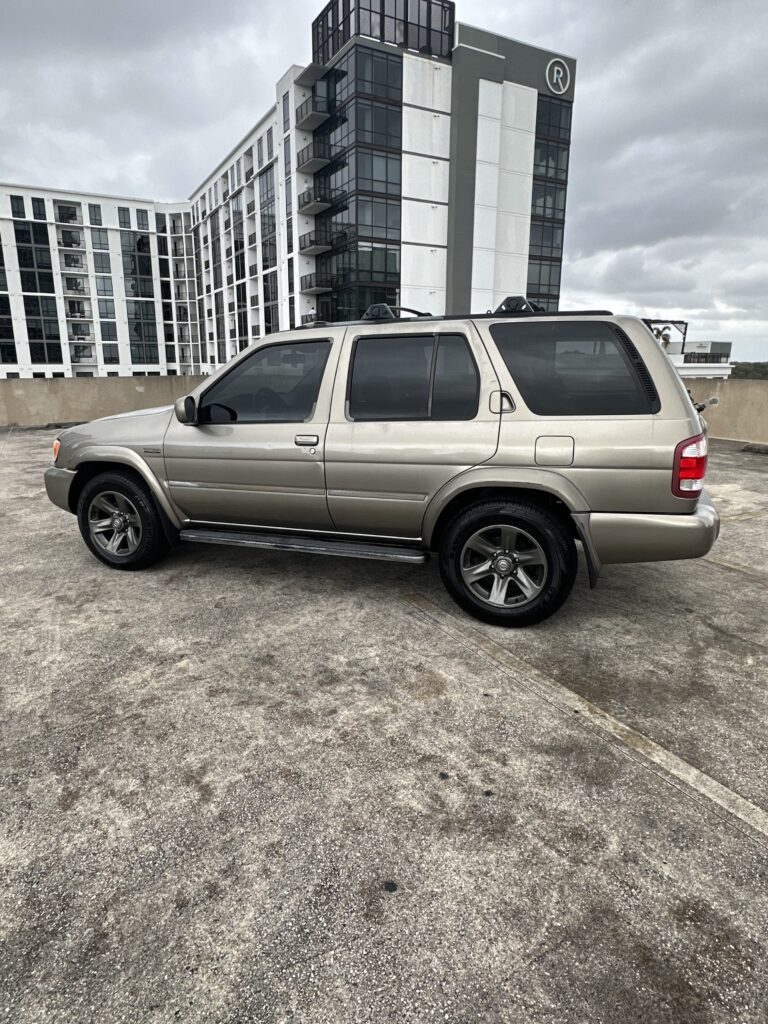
left=76, top=470, right=169, bottom=571
left=438, top=499, right=578, bottom=627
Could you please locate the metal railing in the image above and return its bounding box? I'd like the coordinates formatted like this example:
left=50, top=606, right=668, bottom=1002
left=299, top=229, right=332, bottom=251
left=296, top=139, right=331, bottom=168
left=297, top=187, right=331, bottom=212
left=300, top=272, right=333, bottom=292
left=295, top=94, right=329, bottom=125
left=683, top=352, right=730, bottom=364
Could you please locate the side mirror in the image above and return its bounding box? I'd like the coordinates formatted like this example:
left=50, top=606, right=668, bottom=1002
left=174, top=395, right=198, bottom=425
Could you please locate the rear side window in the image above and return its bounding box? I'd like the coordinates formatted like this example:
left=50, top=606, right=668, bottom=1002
left=489, top=321, right=658, bottom=416
left=349, top=334, right=479, bottom=421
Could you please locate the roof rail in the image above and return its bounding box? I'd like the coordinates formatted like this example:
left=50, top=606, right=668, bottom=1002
left=294, top=301, right=614, bottom=331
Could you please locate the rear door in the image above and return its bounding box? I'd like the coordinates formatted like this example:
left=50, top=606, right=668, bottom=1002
left=163, top=334, right=340, bottom=528
left=324, top=322, right=501, bottom=538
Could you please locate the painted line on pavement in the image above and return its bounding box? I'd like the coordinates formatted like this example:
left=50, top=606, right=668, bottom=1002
left=406, top=593, right=768, bottom=844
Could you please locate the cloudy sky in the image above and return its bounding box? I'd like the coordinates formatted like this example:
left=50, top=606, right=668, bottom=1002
left=1, top=0, right=766, bottom=358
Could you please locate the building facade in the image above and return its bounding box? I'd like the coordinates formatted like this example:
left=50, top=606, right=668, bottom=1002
left=0, top=1, right=575, bottom=379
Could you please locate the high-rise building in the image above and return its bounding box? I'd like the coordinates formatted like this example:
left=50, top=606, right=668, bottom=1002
left=0, top=1, right=575, bottom=379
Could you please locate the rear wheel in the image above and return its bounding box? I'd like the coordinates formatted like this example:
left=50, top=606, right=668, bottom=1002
left=77, top=471, right=169, bottom=571
left=439, top=499, right=577, bottom=627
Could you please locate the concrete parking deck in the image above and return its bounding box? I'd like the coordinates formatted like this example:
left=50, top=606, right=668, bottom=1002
left=1, top=430, right=767, bottom=1024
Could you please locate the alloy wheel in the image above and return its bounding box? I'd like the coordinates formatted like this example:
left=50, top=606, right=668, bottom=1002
left=87, top=491, right=143, bottom=557
left=460, top=524, right=548, bottom=608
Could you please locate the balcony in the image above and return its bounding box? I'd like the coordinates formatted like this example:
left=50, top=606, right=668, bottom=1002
left=301, top=312, right=320, bottom=325
left=63, top=283, right=89, bottom=297
left=295, top=94, right=329, bottom=130
left=296, top=139, right=331, bottom=173
left=55, top=208, right=82, bottom=225
left=58, top=232, right=84, bottom=249
left=299, top=229, right=332, bottom=255
left=248, top=232, right=258, bottom=248
left=300, top=272, right=333, bottom=295
left=298, top=187, right=331, bottom=215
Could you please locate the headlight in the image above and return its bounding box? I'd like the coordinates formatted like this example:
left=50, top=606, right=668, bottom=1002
left=53, top=437, right=61, bottom=463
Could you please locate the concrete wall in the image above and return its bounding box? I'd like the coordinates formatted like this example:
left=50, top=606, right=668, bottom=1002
left=683, top=378, right=768, bottom=445
left=0, top=375, right=206, bottom=429
left=2, top=373, right=766, bottom=443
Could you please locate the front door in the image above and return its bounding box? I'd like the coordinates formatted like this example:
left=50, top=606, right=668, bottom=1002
left=324, top=324, right=501, bottom=538
left=163, top=336, right=339, bottom=529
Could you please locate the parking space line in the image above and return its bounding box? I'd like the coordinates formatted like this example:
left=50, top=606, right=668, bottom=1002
left=703, top=555, right=768, bottom=582
left=406, top=594, right=768, bottom=844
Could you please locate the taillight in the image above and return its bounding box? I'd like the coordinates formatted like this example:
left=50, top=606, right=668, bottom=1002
left=672, top=433, right=707, bottom=498
left=52, top=437, right=61, bottom=463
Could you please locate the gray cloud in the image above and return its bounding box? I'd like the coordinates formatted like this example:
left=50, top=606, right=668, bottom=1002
left=1, top=0, right=766, bottom=357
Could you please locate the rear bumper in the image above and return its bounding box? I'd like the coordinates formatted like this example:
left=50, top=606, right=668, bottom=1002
left=587, top=490, right=720, bottom=565
left=44, top=466, right=77, bottom=513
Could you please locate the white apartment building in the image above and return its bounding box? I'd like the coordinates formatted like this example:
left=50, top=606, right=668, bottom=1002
left=0, top=1, right=575, bottom=379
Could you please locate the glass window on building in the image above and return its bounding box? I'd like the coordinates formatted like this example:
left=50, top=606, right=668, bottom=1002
left=282, top=92, right=290, bottom=132
left=136, top=209, right=149, bottom=231
left=257, top=137, right=264, bottom=167
left=32, top=197, right=46, bottom=220
left=88, top=203, right=102, bottom=226
left=267, top=128, right=274, bottom=161
left=118, top=207, right=131, bottom=229
left=91, top=228, right=109, bottom=250
left=10, top=196, right=25, bottom=218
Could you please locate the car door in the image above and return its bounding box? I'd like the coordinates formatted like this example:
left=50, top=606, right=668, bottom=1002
left=163, top=334, right=340, bottom=529
left=324, top=322, right=501, bottom=538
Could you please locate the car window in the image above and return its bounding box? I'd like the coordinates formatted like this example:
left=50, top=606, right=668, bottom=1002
left=348, top=333, right=479, bottom=421
left=489, top=321, right=657, bottom=416
left=199, top=340, right=331, bottom=423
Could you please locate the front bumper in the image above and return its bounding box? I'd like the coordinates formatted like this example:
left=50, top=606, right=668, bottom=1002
left=44, top=466, right=77, bottom=513
left=587, top=490, right=720, bottom=565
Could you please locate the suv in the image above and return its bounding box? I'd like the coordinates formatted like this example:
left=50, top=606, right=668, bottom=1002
left=44, top=307, right=719, bottom=627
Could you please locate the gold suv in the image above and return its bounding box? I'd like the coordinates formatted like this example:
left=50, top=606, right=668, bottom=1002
left=45, top=307, right=719, bottom=626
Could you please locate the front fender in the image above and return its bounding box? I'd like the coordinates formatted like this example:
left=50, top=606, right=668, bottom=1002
left=71, top=445, right=184, bottom=528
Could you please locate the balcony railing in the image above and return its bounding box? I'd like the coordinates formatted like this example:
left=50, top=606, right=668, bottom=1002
left=299, top=229, right=332, bottom=254
left=683, top=352, right=730, bottom=364
left=300, top=272, right=333, bottom=294
left=297, top=187, right=332, bottom=214
left=55, top=209, right=82, bottom=225
left=295, top=94, right=330, bottom=130
left=296, top=139, right=331, bottom=173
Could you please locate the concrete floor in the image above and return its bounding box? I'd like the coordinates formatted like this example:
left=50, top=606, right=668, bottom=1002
left=1, top=429, right=767, bottom=1024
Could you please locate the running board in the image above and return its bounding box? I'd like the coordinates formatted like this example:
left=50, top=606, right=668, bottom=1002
left=179, top=528, right=429, bottom=564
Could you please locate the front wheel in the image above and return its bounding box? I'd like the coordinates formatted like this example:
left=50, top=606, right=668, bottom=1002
left=76, top=471, right=169, bottom=571
left=438, top=499, right=578, bottom=627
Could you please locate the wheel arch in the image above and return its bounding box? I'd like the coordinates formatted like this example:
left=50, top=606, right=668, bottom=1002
left=68, top=450, right=181, bottom=541
left=423, top=470, right=600, bottom=588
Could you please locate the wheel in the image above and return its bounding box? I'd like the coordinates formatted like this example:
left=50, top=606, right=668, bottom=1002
left=438, top=499, right=578, bottom=627
left=76, top=470, right=169, bottom=571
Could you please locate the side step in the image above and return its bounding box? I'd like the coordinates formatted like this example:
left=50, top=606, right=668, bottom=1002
left=179, top=528, right=429, bottom=564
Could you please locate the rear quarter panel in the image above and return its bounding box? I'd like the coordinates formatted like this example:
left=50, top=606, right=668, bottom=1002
left=474, top=315, right=703, bottom=514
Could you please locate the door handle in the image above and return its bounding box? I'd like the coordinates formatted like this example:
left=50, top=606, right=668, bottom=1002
left=295, top=434, right=319, bottom=446
left=489, top=391, right=516, bottom=414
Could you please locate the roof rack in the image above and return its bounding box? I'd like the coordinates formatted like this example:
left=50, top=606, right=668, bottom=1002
left=296, top=297, right=613, bottom=330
